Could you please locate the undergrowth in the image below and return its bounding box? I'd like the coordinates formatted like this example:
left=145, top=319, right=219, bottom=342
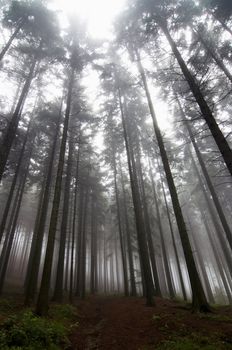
left=155, top=333, right=232, bottom=350
left=0, top=303, right=78, bottom=350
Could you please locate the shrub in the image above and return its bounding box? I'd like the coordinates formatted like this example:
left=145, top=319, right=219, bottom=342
left=0, top=310, right=70, bottom=349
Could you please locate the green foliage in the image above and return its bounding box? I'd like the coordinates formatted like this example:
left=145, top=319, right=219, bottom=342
left=0, top=310, right=70, bottom=349
left=49, top=303, right=78, bottom=322
left=155, top=333, right=232, bottom=350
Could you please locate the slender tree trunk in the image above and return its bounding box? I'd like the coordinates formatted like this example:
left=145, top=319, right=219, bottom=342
left=118, top=87, right=155, bottom=306
left=90, top=197, right=97, bottom=294
left=149, top=169, right=175, bottom=299
left=119, top=158, right=137, bottom=296
left=80, top=185, right=90, bottom=299
left=157, top=21, right=232, bottom=177
left=134, top=144, right=161, bottom=297
left=0, top=155, right=30, bottom=294
left=113, top=152, right=129, bottom=296
left=53, top=137, right=73, bottom=302
left=177, top=98, right=232, bottom=250
left=187, top=217, right=215, bottom=304
left=69, top=147, right=80, bottom=303
left=189, top=150, right=232, bottom=277
left=24, top=113, right=61, bottom=306
left=0, top=56, right=37, bottom=181
left=75, top=187, right=84, bottom=296
left=204, top=215, right=232, bottom=305
left=192, top=27, right=232, bottom=83
left=154, top=160, right=187, bottom=301
left=0, top=125, right=29, bottom=243
left=0, top=20, right=25, bottom=61
left=36, top=68, right=75, bottom=316
left=136, top=52, right=209, bottom=311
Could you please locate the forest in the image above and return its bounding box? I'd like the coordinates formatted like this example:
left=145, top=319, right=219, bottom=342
left=0, top=0, right=232, bottom=349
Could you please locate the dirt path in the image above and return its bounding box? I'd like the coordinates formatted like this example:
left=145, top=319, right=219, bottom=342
left=69, top=296, right=232, bottom=350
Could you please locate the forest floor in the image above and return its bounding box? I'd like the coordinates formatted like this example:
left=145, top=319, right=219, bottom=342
left=0, top=293, right=232, bottom=349
left=69, top=296, right=232, bottom=350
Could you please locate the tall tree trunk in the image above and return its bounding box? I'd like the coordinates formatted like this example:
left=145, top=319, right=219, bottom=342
left=118, top=87, right=155, bottom=306
left=177, top=97, right=232, bottom=250
left=158, top=20, right=232, bottom=177
left=153, top=160, right=187, bottom=301
left=203, top=215, right=232, bottom=305
left=80, top=185, right=90, bottom=299
left=24, top=113, right=61, bottom=306
left=0, top=19, right=26, bottom=61
left=0, top=55, right=37, bottom=181
left=90, top=197, right=97, bottom=294
left=136, top=52, right=209, bottom=311
left=36, top=68, right=75, bottom=316
left=189, top=149, right=232, bottom=277
left=53, top=136, right=73, bottom=302
left=187, top=217, right=215, bottom=304
left=149, top=167, right=175, bottom=299
left=75, top=186, right=84, bottom=296
left=0, top=154, right=30, bottom=294
left=134, top=143, right=161, bottom=297
left=192, top=27, right=232, bottom=83
left=119, top=157, right=137, bottom=296
left=0, top=125, right=29, bottom=243
left=69, top=147, right=80, bottom=303
left=113, top=151, right=129, bottom=296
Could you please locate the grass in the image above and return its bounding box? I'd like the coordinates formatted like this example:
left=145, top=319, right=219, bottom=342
left=155, top=333, right=232, bottom=350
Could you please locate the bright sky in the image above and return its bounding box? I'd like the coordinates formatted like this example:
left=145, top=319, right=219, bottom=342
left=53, top=0, right=126, bottom=39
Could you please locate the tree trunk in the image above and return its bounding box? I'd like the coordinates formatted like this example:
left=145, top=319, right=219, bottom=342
left=189, top=150, right=232, bottom=277
left=192, top=27, right=232, bottom=83
left=0, top=153, right=30, bottom=294
left=154, top=160, right=187, bottom=301
left=113, top=151, right=129, bottom=296
left=118, top=87, right=155, bottom=306
left=69, top=147, right=80, bottom=303
left=136, top=52, right=209, bottom=311
left=0, top=125, right=29, bottom=243
left=24, top=112, right=61, bottom=306
left=119, top=157, right=137, bottom=296
left=0, top=56, right=37, bottom=181
left=158, top=21, right=232, bottom=177
left=35, top=68, right=75, bottom=316
left=177, top=97, right=232, bottom=250
left=0, top=20, right=25, bottom=61
left=53, top=136, right=73, bottom=302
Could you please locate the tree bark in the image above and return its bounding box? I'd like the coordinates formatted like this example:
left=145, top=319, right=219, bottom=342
left=136, top=52, right=209, bottom=311
left=158, top=20, right=232, bottom=177
left=36, top=68, right=75, bottom=316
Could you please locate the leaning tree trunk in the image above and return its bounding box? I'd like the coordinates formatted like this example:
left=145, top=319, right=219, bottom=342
left=158, top=19, right=232, bottom=177
left=192, top=26, right=232, bottom=83
left=189, top=149, right=232, bottom=278
left=0, top=54, right=37, bottom=181
left=153, top=159, right=188, bottom=301
left=0, top=19, right=26, bottom=62
left=0, top=151, right=31, bottom=294
left=118, top=87, right=155, bottom=306
left=136, top=52, right=210, bottom=312
left=176, top=97, right=232, bottom=250
left=36, top=68, right=75, bottom=316
left=0, top=125, right=30, bottom=243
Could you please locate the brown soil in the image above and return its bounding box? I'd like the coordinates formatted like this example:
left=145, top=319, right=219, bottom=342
left=69, top=296, right=232, bottom=350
